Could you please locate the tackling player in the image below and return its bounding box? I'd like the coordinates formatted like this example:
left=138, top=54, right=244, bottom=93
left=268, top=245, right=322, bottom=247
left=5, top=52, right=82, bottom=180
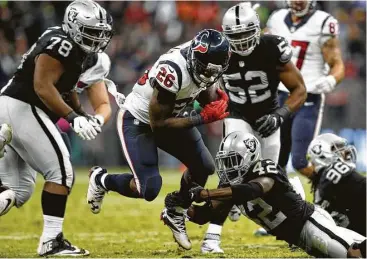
left=307, top=133, right=366, bottom=236
left=0, top=0, right=113, bottom=256
left=266, top=0, right=345, bottom=177
left=87, top=29, right=231, bottom=250
left=165, top=131, right=366, bottom=258
left=201, top=3, right=307, bottom=253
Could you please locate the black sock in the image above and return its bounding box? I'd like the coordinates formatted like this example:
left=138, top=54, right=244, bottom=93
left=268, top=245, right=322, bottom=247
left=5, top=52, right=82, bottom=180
left=104, top=174, right=140, bottom=198
left=41, top=190, right=67, bottom=218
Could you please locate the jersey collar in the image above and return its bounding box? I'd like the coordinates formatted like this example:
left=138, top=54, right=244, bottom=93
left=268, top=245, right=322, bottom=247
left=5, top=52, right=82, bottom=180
left=284, top=10, right=316, bottom=33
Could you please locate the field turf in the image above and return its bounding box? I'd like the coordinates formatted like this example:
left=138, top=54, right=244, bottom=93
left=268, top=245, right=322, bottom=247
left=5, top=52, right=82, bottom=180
left=0, top=168, right=312, bottom=258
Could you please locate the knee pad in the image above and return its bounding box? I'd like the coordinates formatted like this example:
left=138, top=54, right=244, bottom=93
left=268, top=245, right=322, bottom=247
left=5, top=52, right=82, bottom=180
left=142, top=175, right=162, bottom=202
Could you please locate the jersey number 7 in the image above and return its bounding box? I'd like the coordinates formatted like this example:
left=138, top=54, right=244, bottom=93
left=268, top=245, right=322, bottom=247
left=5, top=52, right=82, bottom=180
left=291, top=40, right=310, bottom=70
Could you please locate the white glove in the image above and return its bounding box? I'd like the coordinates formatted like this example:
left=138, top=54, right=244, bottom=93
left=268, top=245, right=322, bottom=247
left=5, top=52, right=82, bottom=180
left=88, top=114, right=104, bottom=133
left=314, top=75, right=337, bottom=94
left=65, top=111, right=99, bottom=140
left=105, top=78, right=125, bottom=109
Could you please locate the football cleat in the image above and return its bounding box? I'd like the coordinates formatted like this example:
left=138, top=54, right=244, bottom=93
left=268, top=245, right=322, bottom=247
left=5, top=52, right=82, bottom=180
left=228, top=205, right=241, bottom=222
left=201, top=238, right=224, bottom=254
left=254, top=227, right=271, bottom=237
left=0, top=123, right=12, bottom=158
left=161, top=207, right=191, bottom=250
left=87, top=166, right=107, bottom=214
left=0, top=185, right=15, bottom=216
left=37, top=232, right=89, bottom=257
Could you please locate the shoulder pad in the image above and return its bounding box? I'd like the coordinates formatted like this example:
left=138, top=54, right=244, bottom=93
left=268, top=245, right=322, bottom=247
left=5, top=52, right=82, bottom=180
left=150, top=59, right=183, bottom=94
left=266, top=9, right=288, bottom=29
left=41, top=31, right=76, bottom=66
left=320, top=15, right=339, bottom=45
left=264, top=34, right=293, bottom=64
left=251, top=159, right=278, bottom=177
left=322, top=161, right=352, bottom=184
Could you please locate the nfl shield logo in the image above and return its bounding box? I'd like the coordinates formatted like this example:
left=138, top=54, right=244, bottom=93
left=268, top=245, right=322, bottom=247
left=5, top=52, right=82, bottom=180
left=239, top=61, right=245, bottom=67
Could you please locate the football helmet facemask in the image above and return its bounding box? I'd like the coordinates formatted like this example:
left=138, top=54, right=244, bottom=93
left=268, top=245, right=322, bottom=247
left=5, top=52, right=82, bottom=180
left=63, top=0, right=113, bottom=53
left=222, top=3, right=261, bottom=56
left=216, top=132, right=261, bottom=185
left=187, top=29, right=231, bottom=88
left=307, top=133, right=357, bottom=172
left=287, top=0, right=316, bottom=17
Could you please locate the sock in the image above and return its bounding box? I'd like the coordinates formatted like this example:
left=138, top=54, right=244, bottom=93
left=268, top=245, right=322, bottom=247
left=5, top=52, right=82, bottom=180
left=204, top=224, right=223, bottom=241
left=40, top=191, right=67, bottom=242
left=103, top=174, right=140, bottom=198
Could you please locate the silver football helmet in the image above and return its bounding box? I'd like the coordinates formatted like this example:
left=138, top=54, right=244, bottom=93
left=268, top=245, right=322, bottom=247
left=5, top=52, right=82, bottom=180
left=222, top=3, right=261, bottom=56
left=287, top=0, right=316, bottom=17
left=216, top=132, right=261, bottom=185
left=62, top=0, right=113, bottom=53
left=307, top=133, right=357, bottom=172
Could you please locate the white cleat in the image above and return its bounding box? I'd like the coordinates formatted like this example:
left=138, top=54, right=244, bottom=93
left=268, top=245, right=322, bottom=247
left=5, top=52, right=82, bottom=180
left=37, top=232, right=89, bottom=257
left=201, top=238, right=224, bottom=254
left=161, top=207, right=191, bottom=250
left=254, top=227, right=271, bottom=236
left=228, top=205, right=241, bottom=222
left=87, top=166, right=107, bottom=214
left=0, top=185, right=15, bottom=216
left=0, top=123, right=12, bottom=158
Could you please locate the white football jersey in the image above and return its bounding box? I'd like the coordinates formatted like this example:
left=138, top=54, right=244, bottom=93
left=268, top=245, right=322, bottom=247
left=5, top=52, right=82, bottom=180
left=75, top=52, right=111, bottom=93
left=266, top=9, right=339, bottom=93
left=123, top=42, right=207, bottom=124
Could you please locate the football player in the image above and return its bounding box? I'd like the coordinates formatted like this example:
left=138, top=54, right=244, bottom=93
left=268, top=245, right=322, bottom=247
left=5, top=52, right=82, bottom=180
left=308, top=133, right=366, bottom=236
left=0, top=0, right=113, bottom=256
left=87, top=29, right=230, bottom=250
left=266, top=0, right=345, bottom=178
left=201, top=3, right=307, bottom=253
left=164, top=131, right=366, bottom=258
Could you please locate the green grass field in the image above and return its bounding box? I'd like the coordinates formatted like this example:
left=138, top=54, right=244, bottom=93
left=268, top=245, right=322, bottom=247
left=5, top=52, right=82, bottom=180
left=0, top=168, right=313, bottom=258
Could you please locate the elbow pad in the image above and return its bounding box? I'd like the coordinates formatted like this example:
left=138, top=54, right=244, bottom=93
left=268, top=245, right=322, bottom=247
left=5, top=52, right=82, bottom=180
left=231, top=182, right=264, bottom=205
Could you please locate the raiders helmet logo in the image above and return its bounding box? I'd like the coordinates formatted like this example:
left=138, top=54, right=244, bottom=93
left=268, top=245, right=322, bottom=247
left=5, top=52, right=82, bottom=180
left=244, top=139, right=256, bottom=153
left=311, top=144, right=322, bottom=155
left=68, top=9, right=78, bottom=22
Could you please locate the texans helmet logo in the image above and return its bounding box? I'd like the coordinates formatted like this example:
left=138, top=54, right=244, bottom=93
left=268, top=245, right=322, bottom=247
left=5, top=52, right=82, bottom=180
left=192, top=30, right=210, bottom=53
left=244, top=139, right=256, bottom=153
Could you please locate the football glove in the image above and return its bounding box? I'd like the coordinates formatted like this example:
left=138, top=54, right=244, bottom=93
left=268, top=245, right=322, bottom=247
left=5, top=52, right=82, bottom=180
left=88, top=114, right=104, bottom=133
left=255, top=106, right=291, bottom=138
left=65, top=112, right=99, bottom=141
left=188, top=184, right=205, bottom=203
left=105, top=78, right=126, bottom=109
left=314, top=75, right=337, bottom=94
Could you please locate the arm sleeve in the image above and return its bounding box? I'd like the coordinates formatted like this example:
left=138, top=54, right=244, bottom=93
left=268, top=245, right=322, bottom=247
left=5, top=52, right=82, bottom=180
left=320, top=15, right=339, bottom=45
left=230, top=182, right=264, bottom=205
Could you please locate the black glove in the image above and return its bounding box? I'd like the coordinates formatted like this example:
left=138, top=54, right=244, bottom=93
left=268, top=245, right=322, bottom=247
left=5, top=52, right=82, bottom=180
left=188, top=184, right=206, bottom=203
left=255, top=106, right=291, bottom=138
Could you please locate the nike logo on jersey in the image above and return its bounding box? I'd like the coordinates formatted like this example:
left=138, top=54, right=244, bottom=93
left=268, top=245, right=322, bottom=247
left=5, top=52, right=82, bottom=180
left=168, top=67, right=174, bottom=73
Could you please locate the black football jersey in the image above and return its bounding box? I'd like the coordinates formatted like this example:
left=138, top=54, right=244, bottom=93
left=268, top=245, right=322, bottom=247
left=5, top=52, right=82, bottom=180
left=238, top=159, right=314, bottom=244
left=2, top=26, right=89, bottom=122
left=313, top=161, right=366, bottom=235
left=223, top=34, right=292, bottom=124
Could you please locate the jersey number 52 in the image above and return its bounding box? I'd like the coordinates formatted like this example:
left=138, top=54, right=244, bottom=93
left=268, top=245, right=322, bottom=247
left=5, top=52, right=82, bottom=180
left=223, top=71, right=270, bottom=105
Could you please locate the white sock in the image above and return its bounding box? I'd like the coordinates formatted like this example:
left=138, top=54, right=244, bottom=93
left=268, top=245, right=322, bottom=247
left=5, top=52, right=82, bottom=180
left=205, top=224, right=222, bottom=241
left=40, top=215, right=64, bottom=243
left=100, top=173, right=108, bottom=190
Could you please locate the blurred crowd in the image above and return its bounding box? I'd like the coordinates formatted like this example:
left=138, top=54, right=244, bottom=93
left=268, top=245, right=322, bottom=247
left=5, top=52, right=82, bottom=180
left=0, top=1, right=365, bottom=166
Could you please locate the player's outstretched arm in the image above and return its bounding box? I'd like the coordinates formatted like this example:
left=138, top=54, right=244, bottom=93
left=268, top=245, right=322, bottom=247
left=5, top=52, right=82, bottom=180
left=86, top=80, right=112, bottom=124
left=322, top=37, right=345, bottom=85
left=279, top=61, right=307, bottom=113
left=34, top=54, right=73, bottom=117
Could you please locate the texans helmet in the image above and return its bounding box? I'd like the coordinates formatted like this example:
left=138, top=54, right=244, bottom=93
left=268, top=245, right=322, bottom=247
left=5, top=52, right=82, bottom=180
left=187, top=29, right=231, bottom=88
